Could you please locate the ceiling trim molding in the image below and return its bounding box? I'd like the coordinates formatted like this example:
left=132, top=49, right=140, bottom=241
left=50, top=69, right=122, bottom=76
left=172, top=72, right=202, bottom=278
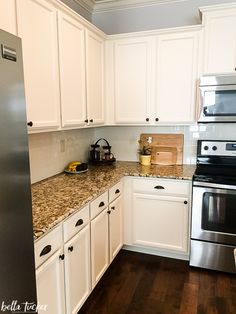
left=73, top=0, right=95, bottom=14
left=94, top=0, right=188, bottom=13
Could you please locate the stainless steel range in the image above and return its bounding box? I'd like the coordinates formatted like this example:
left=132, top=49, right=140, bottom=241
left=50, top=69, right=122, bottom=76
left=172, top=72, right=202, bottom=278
left=190, top=140, right=236, bottom=273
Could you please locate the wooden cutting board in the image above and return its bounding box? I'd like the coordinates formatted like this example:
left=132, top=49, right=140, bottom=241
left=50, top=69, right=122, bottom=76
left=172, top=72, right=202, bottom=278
left=139, top=134, right=184, bottom=165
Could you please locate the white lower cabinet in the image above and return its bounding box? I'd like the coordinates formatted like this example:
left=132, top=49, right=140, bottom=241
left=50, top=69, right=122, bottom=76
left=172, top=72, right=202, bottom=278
left=35, top=225, right=65, bottom=314
left=133, top=193, right=188, bottom=253
left=36, top=249, right=66, bottom=314
left=64, top=224, right=91, bottom=314
left=109, top=196, right=123, bottom=261
left=90, top=208, right=109, bottom=288
left=123, top=177, right=191, bottom=258
left=35, top=181, right=123, bottom=314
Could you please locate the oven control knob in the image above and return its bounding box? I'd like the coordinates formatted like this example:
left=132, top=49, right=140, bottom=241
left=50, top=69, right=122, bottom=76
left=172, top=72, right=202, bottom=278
left=212, top=146, right=217, bottom=151
left=204, top=145, right=209, bottom=150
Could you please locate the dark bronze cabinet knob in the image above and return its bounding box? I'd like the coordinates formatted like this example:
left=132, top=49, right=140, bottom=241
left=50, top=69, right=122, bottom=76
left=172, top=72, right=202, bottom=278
left=146, top=118, right=149, bottom=122
left=155, top=118, right=159, bottom=122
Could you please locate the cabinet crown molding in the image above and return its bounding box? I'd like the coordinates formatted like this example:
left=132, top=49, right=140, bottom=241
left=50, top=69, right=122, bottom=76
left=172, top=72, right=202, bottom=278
left=199, top=2, right=236, bottom=15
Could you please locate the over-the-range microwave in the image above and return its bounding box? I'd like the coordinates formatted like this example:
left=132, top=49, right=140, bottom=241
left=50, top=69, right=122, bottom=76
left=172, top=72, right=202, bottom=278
left=198, top=73, right=236, bottom=123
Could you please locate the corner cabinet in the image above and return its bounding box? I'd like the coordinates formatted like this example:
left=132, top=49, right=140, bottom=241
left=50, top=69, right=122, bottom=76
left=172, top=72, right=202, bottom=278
left=155, top=30, right=200, bottom=123
left=107, top=37, right=153, bottom=124
left=106, top=27, right=201, bottom=125
left=16, top=0, right=61, bottom=131
left=201, top=4, right=236, bottom=74
left=123, top=177, right=191, bottom=259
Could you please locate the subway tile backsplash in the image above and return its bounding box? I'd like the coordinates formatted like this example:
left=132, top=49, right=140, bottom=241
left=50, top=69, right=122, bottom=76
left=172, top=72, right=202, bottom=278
left=95, top=124, right=236, bottom=164
left=28, top=124, right=236, bottom=183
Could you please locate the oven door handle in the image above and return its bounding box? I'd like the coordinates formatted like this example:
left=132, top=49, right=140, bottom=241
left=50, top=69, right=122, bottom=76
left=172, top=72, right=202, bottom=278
left=193, top=181, right=236, bottom=190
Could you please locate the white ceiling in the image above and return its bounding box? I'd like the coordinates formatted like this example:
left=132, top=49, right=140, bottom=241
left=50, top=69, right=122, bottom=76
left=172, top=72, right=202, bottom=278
left=76, top=0, right=185, bottom=13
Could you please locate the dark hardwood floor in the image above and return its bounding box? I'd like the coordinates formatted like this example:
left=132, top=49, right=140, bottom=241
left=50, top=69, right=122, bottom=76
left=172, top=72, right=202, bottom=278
left=79, top=249, right=236, bottom=314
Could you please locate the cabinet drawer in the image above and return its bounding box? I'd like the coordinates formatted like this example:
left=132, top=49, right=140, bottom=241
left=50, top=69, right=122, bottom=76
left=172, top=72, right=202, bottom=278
left=34, top=224, right=62, bottom=269
left=133, top=178, right=190, bottom=196
left=63, top=204, right=89, bottom=243
left=109, top=181, right=122, bottom=203
left=90, top=191, right=108, bottom=219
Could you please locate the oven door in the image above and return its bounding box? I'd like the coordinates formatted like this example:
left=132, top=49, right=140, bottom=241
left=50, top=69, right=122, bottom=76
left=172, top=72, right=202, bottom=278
left=191, top=182, right=236, bottom=245
left=198, top=85, right=236, bottom=122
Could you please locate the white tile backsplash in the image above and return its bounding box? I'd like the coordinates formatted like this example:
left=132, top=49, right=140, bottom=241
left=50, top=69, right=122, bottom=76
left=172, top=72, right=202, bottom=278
left=28, top=128, right=95, bottom=183
left=29, top=123, right=236, bottom=183
left=94, top=124, right=236, bottom=163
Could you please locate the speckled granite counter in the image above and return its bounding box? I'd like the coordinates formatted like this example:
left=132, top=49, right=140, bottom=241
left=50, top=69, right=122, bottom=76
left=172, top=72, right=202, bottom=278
left=32, top=161, right=195, bottom=240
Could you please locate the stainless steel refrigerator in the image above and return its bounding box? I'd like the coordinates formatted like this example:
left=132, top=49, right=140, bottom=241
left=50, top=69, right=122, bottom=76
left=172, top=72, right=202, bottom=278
left=0, top=30, right=37, bottom=313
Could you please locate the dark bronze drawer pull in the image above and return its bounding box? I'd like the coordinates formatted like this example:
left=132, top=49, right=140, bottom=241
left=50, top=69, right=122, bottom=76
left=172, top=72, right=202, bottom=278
left=75, top=219, right=84, bottom=227
left=40, top=245, right=52, bottom=257
left=99, top=201, right=105, bottom=207
left=115, top=189, right=120, bottom=194
left=154, top=185, right=165, bottom=189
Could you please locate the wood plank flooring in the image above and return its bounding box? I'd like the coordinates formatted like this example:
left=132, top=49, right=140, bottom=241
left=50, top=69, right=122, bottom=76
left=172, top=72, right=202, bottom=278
left=79, top=249, right=236, bottom=314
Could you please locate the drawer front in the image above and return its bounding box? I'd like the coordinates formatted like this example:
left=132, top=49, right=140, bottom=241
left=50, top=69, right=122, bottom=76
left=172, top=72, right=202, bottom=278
left=133, top=178, right=190, bottom=196
left=34, top=224, right=62, bottom=269
left=63, top=204, right=89, bottom=243
left=109, top=181, right=122, bottom=203
left=90, top=191, right=108, bottom=219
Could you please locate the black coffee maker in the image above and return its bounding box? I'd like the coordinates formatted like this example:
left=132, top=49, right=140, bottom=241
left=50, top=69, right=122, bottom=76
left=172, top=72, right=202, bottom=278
left=89, top=138, right=116, bottom=165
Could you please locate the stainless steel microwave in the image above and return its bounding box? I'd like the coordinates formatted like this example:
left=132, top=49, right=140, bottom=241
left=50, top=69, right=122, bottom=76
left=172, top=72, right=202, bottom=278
left=198, top=73, right=236, bottom=123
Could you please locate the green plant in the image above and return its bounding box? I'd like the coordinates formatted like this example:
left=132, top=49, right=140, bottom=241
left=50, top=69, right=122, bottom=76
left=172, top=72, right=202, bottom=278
left=138, top=145, right=151, bottom=156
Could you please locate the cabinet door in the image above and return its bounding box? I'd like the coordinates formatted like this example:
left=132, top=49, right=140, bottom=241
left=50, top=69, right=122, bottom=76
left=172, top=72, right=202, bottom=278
left=133, top=193, right=189, bottom=253
left=109, top=196, right=123, bottom=261
left=113, top=37, right=153, bottom=124
left=155, top=31, right=199, bottom=123
left=91, top=208, right=109, bottom=288
left=85, top=30, right=105, bottom=126
left=64, top=224, right=91, bottom=314
left=36, top=249, right=65, bottom=314
left=58, top=11, right=87, bottom=128
left=16, top=0, right=60, bottom=130
left=203, top=10, right=236, bottom=74
left=0, top=0, right=16, bottom=34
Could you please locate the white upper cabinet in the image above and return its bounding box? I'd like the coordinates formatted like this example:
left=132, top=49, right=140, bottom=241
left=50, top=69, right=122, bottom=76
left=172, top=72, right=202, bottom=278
left=201, top=4, right=236, bottom=74
left=0, top=0, right=16, bottom=34
left=57, top=11, right=87, bottom=128
left=106, top=27, right=200, bottom=125
left=16, top=0, right=60, bottom=131
left=155, top=30, right=200, bottom=123
left=85, top=29, right=105, bottom=126
left=111, top=37, right=153, bottom=124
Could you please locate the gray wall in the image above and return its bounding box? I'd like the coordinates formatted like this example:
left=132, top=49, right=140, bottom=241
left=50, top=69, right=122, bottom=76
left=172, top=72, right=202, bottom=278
left=92, top=0, right=236, bottom=34
left=60, top=0, right=92, bottom=22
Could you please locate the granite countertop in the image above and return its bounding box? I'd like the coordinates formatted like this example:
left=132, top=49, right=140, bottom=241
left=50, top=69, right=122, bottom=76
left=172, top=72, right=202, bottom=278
left=32, top=161, right=195, bottom=240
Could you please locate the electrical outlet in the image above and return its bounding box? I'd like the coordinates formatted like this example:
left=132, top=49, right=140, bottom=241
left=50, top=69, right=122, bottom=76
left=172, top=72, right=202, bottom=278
left=60, top=139, right=66, bottom=153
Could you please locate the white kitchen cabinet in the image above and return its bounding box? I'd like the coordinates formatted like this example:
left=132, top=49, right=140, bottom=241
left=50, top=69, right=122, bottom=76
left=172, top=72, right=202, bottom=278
left=57, top=11, right=87, bottom=128
left=133, top=193, right=189, bottom=253
left=85, top=29, right=105, bottom=126
left=16, top=0, right=60, bottom=131
left=123, top=177, right=191, bottom=258
left=109, top=195, right=123, bottom=261
left=90, top=207, right=109, bottom=288
left=106, top=27, right=200, bottom=125
left=0, top=0, right=16, bottom=34
left=201, top=4, right=236, bottom=74
left=109, top=37, right=153, bottom=124
left=35, top=225, right=65, bottom=314
left=64, top=224, right=91, bottom=314
left=36, top=249, right=65, bottom=314
left=155, top=30, right=200, bottom=123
